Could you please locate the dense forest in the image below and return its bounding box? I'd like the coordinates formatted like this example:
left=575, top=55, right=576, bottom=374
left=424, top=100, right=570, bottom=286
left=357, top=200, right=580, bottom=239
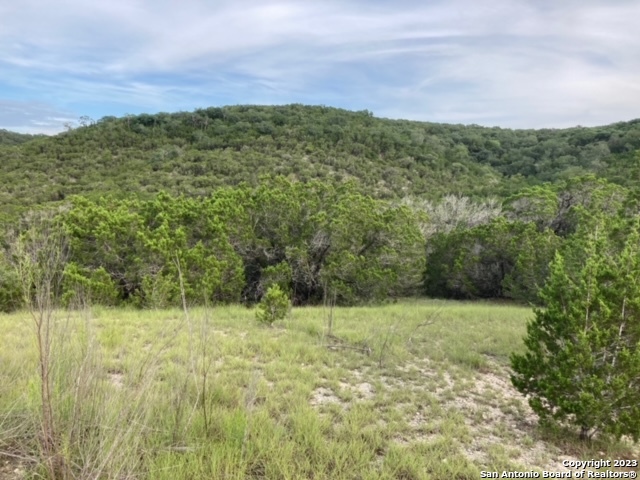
left=1, top=105, right=640, bottom=311
left=1, top=105, right=640, bottom=216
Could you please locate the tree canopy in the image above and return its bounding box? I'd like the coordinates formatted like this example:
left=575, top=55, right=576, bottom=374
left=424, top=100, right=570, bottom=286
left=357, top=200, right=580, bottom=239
left=1, top=105, right=640, bottom=311
left=511, top=212, right=640, bottom=440
left=1, top=105, right=640, bottom=221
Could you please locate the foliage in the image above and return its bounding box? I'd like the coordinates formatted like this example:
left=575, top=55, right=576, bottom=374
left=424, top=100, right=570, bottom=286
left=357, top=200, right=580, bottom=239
left=1, top=105, right=639, bottom=221
left=9, top=209, right=69, bottom=309
left=502, top=226, right=561, bottom=304
left=0, top=253, right=22, bottom=312
left=0, top=128, right=38, bottom=146
left=511, top=214, right=640, bottom=440
left=61, top=193, right=245, bottom=306
left=504, top=176, right=627, bottom=237
left=259, top=262, right=293, bottom=297
left=402, top=194, right=502, bottom=238
left=138, top=192, right=245, bottom=304
left=62, top=263, right=119, bottom=307
left=0, top=174, right=634, bottom=307
left=0, top=105, right=639, bottom=306
left=425, top=218, right=560, bottom=302
left=213, top=178, right=425, bottom=305
left=48, top=179, right=424, bottom=307
left=255, top=284, right=290, bottom=325
left=424, top=177, right=630, bottom=303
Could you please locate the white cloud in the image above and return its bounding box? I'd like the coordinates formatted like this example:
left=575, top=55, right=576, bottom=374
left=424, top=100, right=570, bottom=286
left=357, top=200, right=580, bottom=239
left=0, top=100, right=76, bottom=134
left=1, top=0, right=639, bottom=131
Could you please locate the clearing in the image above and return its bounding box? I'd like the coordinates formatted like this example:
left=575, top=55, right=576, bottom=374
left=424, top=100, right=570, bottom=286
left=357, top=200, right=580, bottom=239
left=0, top=300, right=637, bottom=479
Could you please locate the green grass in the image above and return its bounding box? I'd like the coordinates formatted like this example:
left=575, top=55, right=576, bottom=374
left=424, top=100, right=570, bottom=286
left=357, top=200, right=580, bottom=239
left=0, top=300, right=637, bottom=479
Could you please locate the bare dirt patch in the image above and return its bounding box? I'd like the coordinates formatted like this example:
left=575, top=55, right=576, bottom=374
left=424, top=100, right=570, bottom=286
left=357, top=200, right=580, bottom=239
left=309, top=387, right=343, bottom=407
left=107, top=370, right=124, bottom=389
left=355, top=382, right=375, bottom=399
left=340, top=381, right=375, bottom=400
left=310, top=380, right=376, bottom=410
left=357, top=358, right=591, bottom=472
left=432, top=363, right=582, bottom=471
left=311, top=351, right=639, bottom=473
left=0, top=457, right=26, bottom=480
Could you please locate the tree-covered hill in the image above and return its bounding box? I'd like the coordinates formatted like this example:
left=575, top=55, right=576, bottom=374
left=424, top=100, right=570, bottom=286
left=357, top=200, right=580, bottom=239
left=1, top=104, right=640, bottom=218
left=0, top=128, right=39, bottom=146
left=2, top=105, right=640, bottom=311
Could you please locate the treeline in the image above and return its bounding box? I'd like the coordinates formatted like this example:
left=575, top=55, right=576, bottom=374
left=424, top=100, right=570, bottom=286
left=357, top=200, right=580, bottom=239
left=423, top=176, right=630, bottom=303
left=1, top=175, right=636, bottom=312
left=1, top=105, right=640, bottom=220
left=0, top=179, right=425, bottom=311
left=0, top=128, right=37, bottom=146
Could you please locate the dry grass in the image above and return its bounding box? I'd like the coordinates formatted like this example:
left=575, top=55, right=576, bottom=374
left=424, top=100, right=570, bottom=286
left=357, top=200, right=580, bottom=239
left=0, top=300, right=637, bottom=479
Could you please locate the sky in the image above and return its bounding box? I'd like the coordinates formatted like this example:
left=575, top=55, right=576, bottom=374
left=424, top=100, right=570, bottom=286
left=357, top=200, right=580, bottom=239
left=1, top=0, right=639, bottom=134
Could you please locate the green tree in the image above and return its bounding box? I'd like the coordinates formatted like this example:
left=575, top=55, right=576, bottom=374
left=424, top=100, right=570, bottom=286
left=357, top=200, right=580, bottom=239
left=63, top=196, right=144, bottom=301
left=137, top=192, right=245, bottom=305
left=425, top=218, right=559, bottom=302
left=0, top=251, right=22, bottom=312
left=62, top=193, right=245, bottom=306
left=227, top=178, right=425, bottom=305
left=511, top=214, right=640, bottom=440
left=502, top=224, right=561, bottom=304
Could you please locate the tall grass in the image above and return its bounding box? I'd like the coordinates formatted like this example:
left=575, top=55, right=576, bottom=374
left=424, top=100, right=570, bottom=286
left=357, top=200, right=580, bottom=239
left=0, top=300, right=636, bottom=479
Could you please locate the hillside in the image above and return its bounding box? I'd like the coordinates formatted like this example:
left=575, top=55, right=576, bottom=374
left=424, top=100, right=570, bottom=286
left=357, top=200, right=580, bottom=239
left=0, top=128, right=38, bottom=146
left=1, top=105, right=639, bottom=219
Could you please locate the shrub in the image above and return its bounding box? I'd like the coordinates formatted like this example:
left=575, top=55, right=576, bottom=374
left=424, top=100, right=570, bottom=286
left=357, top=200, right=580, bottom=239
left=255, top=284, right=290, bottom=326
left=510, top=215, right=640, bottom=441
left=62, top=263, right=120, bottom=307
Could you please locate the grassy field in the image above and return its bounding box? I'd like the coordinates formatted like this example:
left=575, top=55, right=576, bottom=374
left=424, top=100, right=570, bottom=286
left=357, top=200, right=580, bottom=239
left=0, top=300, right=637, bottom=479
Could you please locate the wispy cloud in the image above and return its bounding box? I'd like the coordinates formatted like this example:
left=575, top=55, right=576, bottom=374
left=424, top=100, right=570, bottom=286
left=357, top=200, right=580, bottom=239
left=0, top=100, right=76, bottom=134
left=1, top=0, right=639, bottom=133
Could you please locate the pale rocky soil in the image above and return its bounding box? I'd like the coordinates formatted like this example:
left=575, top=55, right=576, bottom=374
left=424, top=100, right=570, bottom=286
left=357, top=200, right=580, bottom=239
left=0, top=458, right=25, bottom=480
left=309, top=358, right=640, bottom=473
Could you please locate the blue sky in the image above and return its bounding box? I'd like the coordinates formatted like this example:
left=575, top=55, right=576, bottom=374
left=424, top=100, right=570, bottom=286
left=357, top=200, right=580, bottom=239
left=1, top=0, right=639, bottom=134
